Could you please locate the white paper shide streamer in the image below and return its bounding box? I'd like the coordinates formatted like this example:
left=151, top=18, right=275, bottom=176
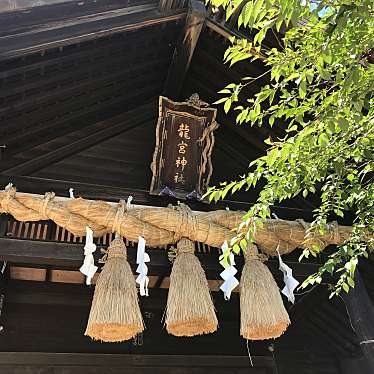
left=136, top=236, right=150, bottom=296
left=69, top=188, right=75, bottom=199
left=3, top=182, right=13, bottom=191
left=277, top=247, right=299, bottom=303
left=126, top=195, right=133, bottom=210
left=219, top=241, right=239, bottom=300
left=80, top=227, right=98, bottom=285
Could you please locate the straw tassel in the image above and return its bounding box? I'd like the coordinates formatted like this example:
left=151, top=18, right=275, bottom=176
left=240, top=243, right=290, bottom=340
left=85, top=234, right=144, bottom=342
left=165, top=238, right=218, bottom=337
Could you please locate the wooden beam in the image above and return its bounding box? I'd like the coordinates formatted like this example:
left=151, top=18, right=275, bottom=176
left=163, top=0, right=206, bottom=99
left=344, top=270, right=374, bottom=371
left=0, top=352, right=275, bottom=373
left=0, top=237, right=322, bottom=279
left=0, top=24, right=168, bottom=80
left=0, top=237, right=170, bottom=275
left=0, top=7, right=186, bottom=61
left=3, top=280, right=235, bottom=310
left=0, top=1, right=139, bottom=34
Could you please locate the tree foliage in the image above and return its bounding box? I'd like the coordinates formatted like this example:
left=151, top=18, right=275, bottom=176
left=206, top=0, right=374, bottom=295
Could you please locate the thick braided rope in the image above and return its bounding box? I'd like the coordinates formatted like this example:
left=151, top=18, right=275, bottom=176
left=40, top=192, right=55, bottom=217
left=0, top=187, right=354, bottom=254
left=268, top=219, right=291, bottom=252
left=0, top=186, right=16, bottom=213
left=112, top=201, right=126, bottom=234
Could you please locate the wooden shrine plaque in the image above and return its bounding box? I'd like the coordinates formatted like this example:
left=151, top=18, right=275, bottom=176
left=150, top=94, right=218, bottom=200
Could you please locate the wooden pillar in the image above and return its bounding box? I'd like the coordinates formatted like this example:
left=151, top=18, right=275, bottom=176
left=163, top=0, right=206, bottom=100
left=0, top=216, right=6, bottom=335
left=344, top=269, right=374, bottom=371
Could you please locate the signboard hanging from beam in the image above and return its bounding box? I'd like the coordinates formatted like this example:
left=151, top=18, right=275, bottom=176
left=150, top=94, right=218, bottom=200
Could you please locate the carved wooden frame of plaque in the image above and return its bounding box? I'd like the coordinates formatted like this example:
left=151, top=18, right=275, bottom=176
left=150, top=94, right=218, bottom=200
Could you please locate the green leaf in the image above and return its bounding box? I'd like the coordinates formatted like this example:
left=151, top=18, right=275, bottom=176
left=218, top=89, right=232, bottom=94
left=325, top=261, right=335, bottom=274
left=213, top=97, right=228, bottom=105
left=347, top=174, right=355, bottom=182
left=226, top=83, right=237, bottom=89
left=267, top=148, right=279, bottom=166
left=338, top=118, right=349, bottom=132
left=252, top=0, right=264, bottom=23
left=305, top=70, right=314, bottom=84
left=242, top=1, right=253, bottom=27
left=239, top=238, right=247, bottom=251
left=220, top=255, right=229, bottom=269
left=224, top=99, right=232, bottom=113
left=342, top=282, right=349, bottom=293
left=318, top=133, right=329, bottom=146
left=334, top=209, right=344, bottom=218
left=232, top=244, right=240, bottom=255
left=299, top=77, right=307, bottom=99
left=347, top=276, right=355, bottom=288
left=287, top=124, right=298, bottom=133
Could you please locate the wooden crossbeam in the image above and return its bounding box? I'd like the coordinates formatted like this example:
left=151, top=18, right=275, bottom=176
left=0, top=352, right=275, bottom=372
left=0, top=237, right=322, bottom=279
left=0, top=1, right=139, bottom=33
left=163, top=0, right=206, bottom=99
left=3, top=280, right=229, bottom=309
left=0, top=6, right=186, bottom=61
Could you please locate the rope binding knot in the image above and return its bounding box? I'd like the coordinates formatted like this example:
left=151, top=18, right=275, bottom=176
left=176, top=237, right=195, bottom=255
left=101, top=234, right=127, bottom=262
left=245, top=243, right=268, bottom=262
left=172, top=203, right=197, bottom=243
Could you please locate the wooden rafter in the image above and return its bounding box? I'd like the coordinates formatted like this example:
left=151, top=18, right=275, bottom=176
left=163, top=0, right=207, bottom=99
left=0, top=103, right=156, bottom=175
left=0, top=6, right=186, bottom=61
